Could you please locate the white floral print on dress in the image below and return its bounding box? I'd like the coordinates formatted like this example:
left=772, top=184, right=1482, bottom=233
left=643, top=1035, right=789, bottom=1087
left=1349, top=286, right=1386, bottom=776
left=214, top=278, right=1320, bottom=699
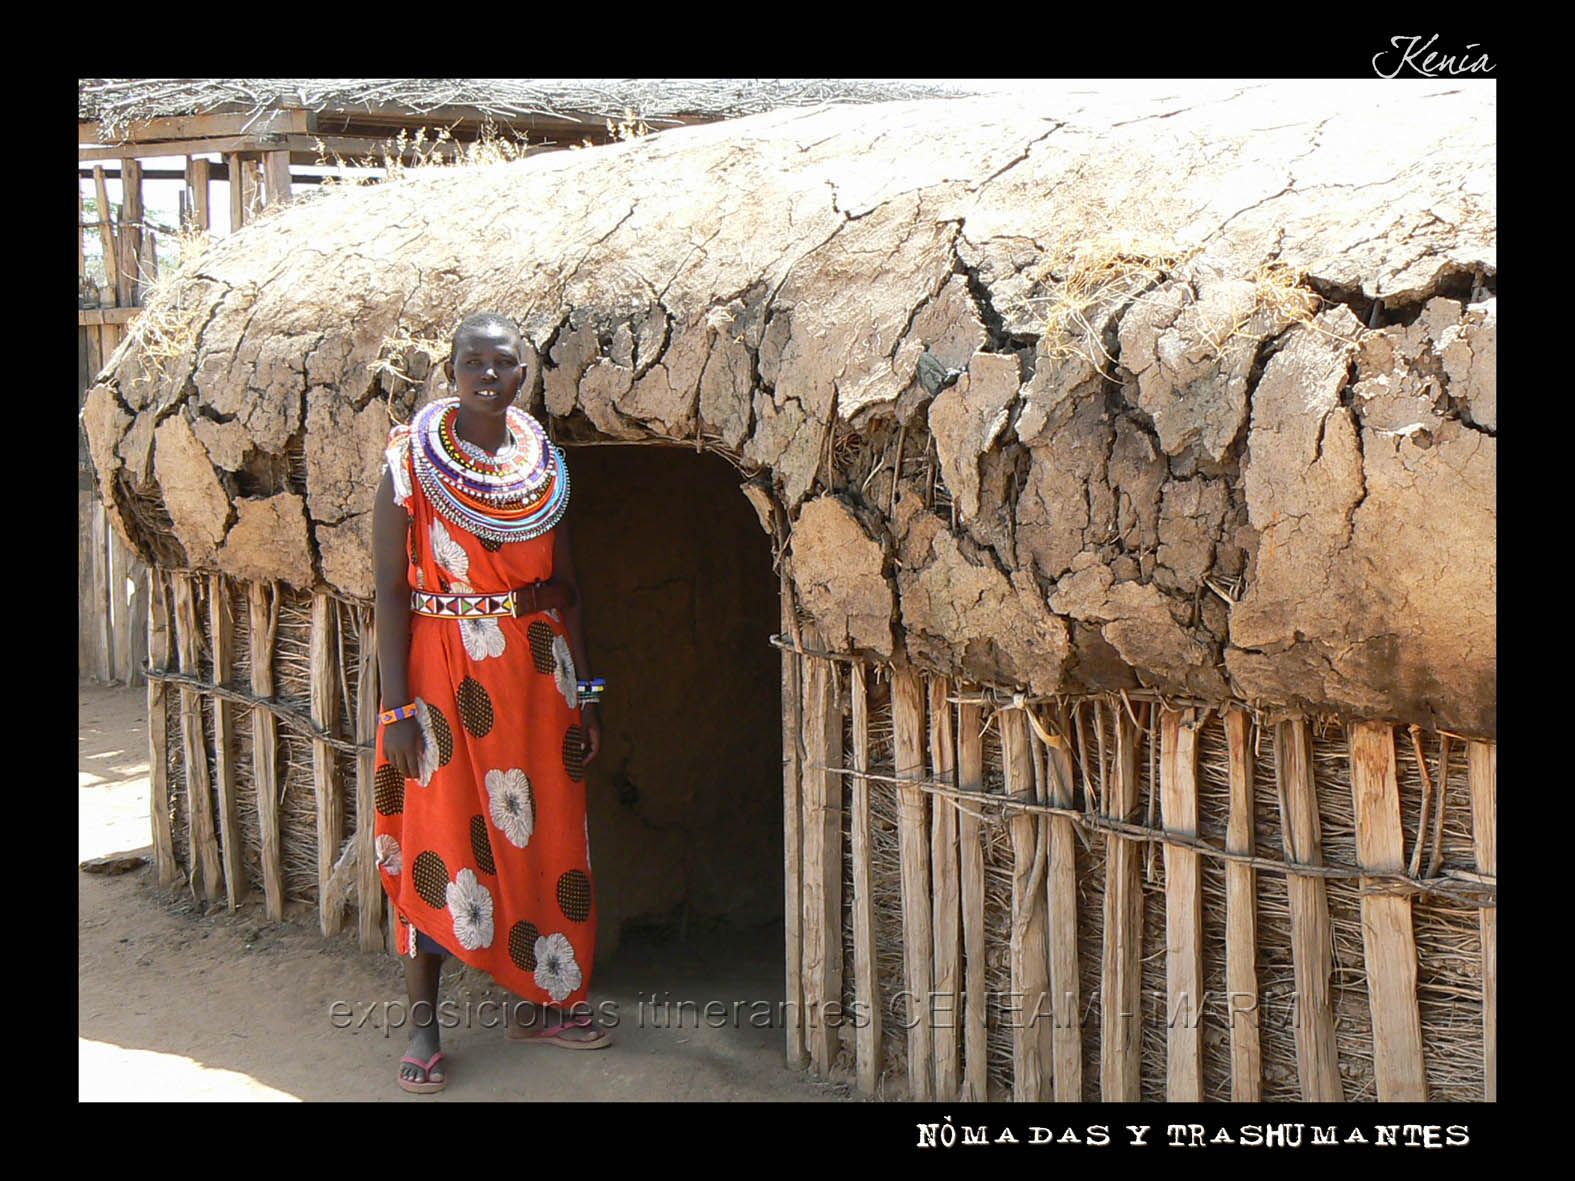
left=458, top=613, right=507, bottom=661
left=429, top=518, right=469, bottom=581
left=413, top=697, right=440, bottom=786
left=485, top=768, right=535, bottom=848
left=552, top=633, right=577, bottom=709
left=533, top=932, right=583, bottom=1002
left=447, top=868, right=495, bottom=950
left=375, top=834, right=402, bottom=875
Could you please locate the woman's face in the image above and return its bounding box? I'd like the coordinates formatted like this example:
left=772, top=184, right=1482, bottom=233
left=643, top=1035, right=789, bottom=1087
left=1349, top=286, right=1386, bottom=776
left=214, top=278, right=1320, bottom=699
left=446, top=324, right=525, bottom=417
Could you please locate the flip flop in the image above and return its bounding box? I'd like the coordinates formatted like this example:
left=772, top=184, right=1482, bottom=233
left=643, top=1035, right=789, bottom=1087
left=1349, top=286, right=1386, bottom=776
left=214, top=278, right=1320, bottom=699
left=397, top=1050, right=448, bottom=1093
left=511, top=1012, right=612, bottom=1050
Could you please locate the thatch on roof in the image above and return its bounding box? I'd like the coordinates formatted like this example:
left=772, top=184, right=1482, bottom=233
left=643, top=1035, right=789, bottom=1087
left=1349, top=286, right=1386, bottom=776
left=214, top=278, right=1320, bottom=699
left=78, top=78, right=975, bottom=143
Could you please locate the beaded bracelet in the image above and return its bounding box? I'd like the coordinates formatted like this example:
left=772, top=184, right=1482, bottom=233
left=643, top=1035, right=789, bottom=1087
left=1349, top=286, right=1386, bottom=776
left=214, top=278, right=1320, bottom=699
left=576, top=678, right=605, bottom=707
left=379, top=703, right=418, bottom=725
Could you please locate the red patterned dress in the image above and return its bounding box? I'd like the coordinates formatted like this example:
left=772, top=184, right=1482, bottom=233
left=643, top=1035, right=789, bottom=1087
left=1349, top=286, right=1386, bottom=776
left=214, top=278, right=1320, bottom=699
left=373, top=399, right=595, bottom=1008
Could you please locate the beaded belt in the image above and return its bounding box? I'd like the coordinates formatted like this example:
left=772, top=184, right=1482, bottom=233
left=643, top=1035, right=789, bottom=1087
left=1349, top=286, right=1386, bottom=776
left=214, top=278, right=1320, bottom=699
left=411, top=589, right=519, bottom=619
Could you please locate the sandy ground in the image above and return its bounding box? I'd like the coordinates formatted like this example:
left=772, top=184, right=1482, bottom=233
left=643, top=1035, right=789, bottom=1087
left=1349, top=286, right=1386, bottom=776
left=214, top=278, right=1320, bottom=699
left=79, top=681, right=859, bottom=1103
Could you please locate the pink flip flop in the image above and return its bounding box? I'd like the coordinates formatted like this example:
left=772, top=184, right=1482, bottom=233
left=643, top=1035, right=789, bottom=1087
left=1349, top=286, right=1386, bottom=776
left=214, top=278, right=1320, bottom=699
left=397, top=1049, right=448, bottom=1093
left=511, top=1012, right=612, bottom=1050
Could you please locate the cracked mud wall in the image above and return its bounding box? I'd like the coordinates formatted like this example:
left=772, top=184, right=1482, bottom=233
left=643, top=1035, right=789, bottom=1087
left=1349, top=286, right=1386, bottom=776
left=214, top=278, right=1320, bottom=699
left=82, top=83, right=1495, bottom=737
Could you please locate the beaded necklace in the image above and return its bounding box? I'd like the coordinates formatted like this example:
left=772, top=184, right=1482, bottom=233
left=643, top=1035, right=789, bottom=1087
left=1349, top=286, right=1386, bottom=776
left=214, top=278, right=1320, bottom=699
left=410, top=398, right=570, bottom=543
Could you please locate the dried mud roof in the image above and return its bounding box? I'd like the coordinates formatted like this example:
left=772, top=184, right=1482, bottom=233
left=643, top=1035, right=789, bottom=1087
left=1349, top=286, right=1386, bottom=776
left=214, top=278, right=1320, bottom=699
left=78, top=78, right=975, bottom=142
left=80, top=86, right=1496, bottom=735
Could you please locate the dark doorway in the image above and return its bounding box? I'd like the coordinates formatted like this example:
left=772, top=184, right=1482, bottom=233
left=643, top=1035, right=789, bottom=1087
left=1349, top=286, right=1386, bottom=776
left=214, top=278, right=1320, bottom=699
left=564, top=442, right=783, bottom=963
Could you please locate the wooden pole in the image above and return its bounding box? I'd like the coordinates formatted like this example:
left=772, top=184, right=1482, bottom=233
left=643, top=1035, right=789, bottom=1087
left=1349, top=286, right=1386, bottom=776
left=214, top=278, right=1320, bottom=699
left=262, top=149, right=292, bottom=208
left=208, top=574, right=246, bottom=910
left=173, top=573, right=222, bottom=899
left=249, top=581, right=284, bottom=920
left=1468, top=741, right=1496, bottom=1101
left=91, top=166, right=119, bottom=296
left=1348, top=722, right=1428, bottom=1101
left=93, top=504, right=111, bottom=682
left=956, top=695, right=989, bottom=1102
left=311, top=594, right=343, bottom=936
left=779, top=568, right=806, bottom=1070
left=78, top=182, right=86, bottom=280
left=1223, top=707, right=1262, bottom=1100
left=799, top=624, right=842, bottom=1073
left=356, top=606, right=384, bottom=951
left=107, top=529, right=134, bottom=683
left=1100, top=703, right=1144, bottom=1100
left=1275, top=717, right=1343, bottom=1100
left=146, top=569, right=176, bottom=885
left=1005, top=705, right=1050, bottom=1101
left=117, top=158, right=142, bottom=306
left=127, top=562, right=148, bottom=690
left=1159, top=707, right=1203, bottom=1100
left=188, top=156, right=211, bottom=232
left=927, top=676, right=961, bottom=1099
left=1042, top=710, right=1082, bottom=1102
left=891, top=664, right=933, bottom=1099
left=227, top=153, right=244, bottom=231
left=241, top=156, right=262, bottom=224
left=849, top=660, right=882, bottom=1094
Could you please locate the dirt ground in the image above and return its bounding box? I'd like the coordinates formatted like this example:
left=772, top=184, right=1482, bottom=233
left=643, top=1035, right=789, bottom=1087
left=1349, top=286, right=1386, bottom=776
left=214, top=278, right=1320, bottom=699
left=78, top=681, right=859, bottom=1102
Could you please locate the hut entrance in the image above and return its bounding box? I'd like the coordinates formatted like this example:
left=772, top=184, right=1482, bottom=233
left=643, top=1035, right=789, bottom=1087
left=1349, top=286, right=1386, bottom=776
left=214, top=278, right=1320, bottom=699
left=564, top=442, right=784, bottom=967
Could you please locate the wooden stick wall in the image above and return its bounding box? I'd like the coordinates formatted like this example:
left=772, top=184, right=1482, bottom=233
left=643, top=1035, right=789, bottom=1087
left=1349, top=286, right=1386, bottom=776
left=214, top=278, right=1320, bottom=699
left=777, top=642, right=1495, bottom=1102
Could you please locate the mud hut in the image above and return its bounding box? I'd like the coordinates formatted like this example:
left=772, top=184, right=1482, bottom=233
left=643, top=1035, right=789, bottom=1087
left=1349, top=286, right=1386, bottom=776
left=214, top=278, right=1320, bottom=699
left=81, top=81, right=1496, bottom=1103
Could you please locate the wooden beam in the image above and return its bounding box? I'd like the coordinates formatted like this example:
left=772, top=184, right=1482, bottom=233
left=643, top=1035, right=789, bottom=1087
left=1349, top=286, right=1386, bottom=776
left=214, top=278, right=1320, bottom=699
left=208, top=574, right=246, bottom=910
left=799, top=625, right=842, bottom=1073
left=146, top=569, right=177, bottom=885
left=107, top=526, right=132, bottom=682
left=356, top=606, right=384, bottom=951
left=187, top=156, right=210, bottom=232
left=116, top=158, right=142, bottom=307
left=1100, top=703, right=1144, bottom=1100
left=1348, top=721, right=1428, bottom=1101
left=956, top=695, right=988, bottom=1101
left=1159, top=707, right=1203, bottom=1101
left=1223, top=708, right=1262, bottom=1100
left=311, top=595, right=344, bottom=935
left=779, top=567, right=806, bottom=1070
left=927, top=675, right=960, bottom=1099
left=78, top=307, right=142, bottom=327
left=173, top=573, right=223, bottom=899
left=91, top=166, right=119, bottom=296
left=227, top=153, right=244, bottom=231
left=1042, top=709, right=1082, bottom=1102
left=262, top=149, right=292, bottom=208
left=1005, top=706, right=1051, bottom=1101
left=1275, top=717, right=1343, bottom=1100
left=77, top=182, right=86, bottom=278
left=849, top=660, right=882, bottom=1095
left=1468, top=741, right=1496, bottom=1101
left=79, top=133, right=291, bottom=163
left=249, top=581, right=284, bottom=919
left=240, top=157, right=262, bottom=227
left=80, top=108, right=313, bottom=146
left=891, top=664, right=933, bottom=1099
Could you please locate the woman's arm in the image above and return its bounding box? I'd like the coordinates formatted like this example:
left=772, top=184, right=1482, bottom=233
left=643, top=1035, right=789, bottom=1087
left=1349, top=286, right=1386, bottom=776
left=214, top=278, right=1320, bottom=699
left=373, top=466, right=423, bottom=778
left=552, top=513, right=601, bottom=764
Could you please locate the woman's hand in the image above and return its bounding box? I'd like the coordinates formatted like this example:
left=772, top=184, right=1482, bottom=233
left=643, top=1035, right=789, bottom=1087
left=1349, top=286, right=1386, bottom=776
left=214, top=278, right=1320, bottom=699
left=383, top=716, right=426, bottom=781
left=580, top=705, right=602, bottom=766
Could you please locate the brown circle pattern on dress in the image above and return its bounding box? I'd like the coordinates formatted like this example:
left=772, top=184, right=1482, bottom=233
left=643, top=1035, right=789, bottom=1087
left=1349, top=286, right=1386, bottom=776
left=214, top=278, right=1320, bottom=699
left=562, top=724, right=585, bottom=782
left=469, top=813, right=497, bottom=875
left=527, top=620, right=556, bottom=673
left=428, top=703, right=455, bottom=767
left=508, top=920, right=540, bottom=970
left=479, top=533, right=504, bottom=552
left=456, top=676, right=495, bottom=738
left=374, top=762, right=405, bottom=815
left=556, top=869, right=592, bottom=922
left=407, top=514, right=419, bottom=566
left=411, top=850, right=449, bottom=908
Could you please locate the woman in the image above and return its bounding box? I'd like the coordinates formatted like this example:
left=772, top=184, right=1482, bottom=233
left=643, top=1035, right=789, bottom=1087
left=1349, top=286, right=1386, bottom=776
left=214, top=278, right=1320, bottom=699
left=372, top=311, right=609, bottom=1094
